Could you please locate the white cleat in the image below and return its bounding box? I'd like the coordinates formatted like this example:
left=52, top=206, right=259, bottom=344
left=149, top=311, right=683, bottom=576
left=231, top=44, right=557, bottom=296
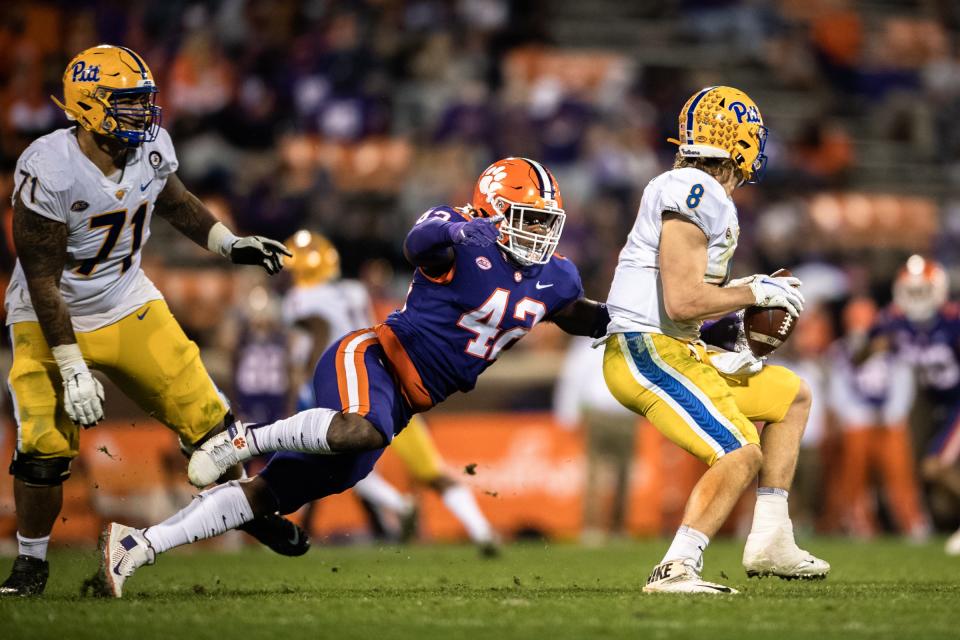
left=743, top=526, right=830, bottom=580
left=945, top=528, right=960, bottom=556
left=96, top=523, right=155, bottom=598
left=643, top=560, right=738, bottom=594
left=188, top=421, right=255, bottom=487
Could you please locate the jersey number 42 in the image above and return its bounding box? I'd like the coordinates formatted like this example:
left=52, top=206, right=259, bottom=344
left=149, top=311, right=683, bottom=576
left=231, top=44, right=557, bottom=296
left=457, top=288, right=546, bottom=361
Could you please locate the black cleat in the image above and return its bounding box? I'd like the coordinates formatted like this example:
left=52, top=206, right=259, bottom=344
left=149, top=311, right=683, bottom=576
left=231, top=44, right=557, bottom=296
left=239, top=513, right=310, bottom=556
left=0, top=555, right=49, bottom=597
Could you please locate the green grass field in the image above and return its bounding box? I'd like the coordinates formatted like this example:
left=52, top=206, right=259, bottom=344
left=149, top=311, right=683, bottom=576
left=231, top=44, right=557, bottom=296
left=1, top=538, right=959, bottom=640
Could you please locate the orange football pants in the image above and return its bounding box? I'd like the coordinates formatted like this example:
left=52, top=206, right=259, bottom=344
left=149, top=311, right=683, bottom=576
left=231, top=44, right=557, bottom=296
left=828, top=424, right=927, bottom=537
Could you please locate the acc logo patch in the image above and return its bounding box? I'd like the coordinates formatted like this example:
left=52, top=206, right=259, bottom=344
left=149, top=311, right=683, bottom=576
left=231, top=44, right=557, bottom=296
left=70, top=200, right=89, bottom=212
left=149, top=151, right=162, bottom=168
left=475, top=256, right=492, bottom=270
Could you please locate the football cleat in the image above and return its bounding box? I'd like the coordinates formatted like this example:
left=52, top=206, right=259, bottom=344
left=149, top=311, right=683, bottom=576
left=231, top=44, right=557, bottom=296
left=238, top=513, right=310, bottom=557
left=743, top=526, right=830, bottom=579
left=188, top=421, right=255, bottom=488
left=91, top=523, right=155, bottom=598
left=945, top=527, right=960, bottom=556
left=0, top=554, right=49, bottom=597
left=643, top=560, right=738, bottom=594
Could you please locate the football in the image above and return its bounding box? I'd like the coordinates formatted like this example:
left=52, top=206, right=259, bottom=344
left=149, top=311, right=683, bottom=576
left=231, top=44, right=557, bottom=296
left=743, top=268, right=798, bottom=358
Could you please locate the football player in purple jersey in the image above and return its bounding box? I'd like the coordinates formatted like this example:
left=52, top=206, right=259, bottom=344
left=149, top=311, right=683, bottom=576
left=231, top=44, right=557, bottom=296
left=869, top=256, right=960, bottom=554
left=90, top=158, right=611, bottom=596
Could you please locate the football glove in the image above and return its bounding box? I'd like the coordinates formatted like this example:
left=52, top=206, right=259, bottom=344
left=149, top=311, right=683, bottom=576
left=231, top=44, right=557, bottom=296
left=710, top=350, right=764, bottom=376
left=229, top=236, right=292, bottom=275
left=743, top=274, right=804, bottom=318
left=52, top=344, right=104, bottom=427
left=447, top=215, right=503, bottom=247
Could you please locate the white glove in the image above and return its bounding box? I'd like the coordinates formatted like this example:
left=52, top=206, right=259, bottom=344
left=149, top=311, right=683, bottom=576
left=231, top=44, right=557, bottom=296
left=747, top=274, right=804, bottom=317
left=52, top=344, right=104, bottom=427
left=710, top=350, right=764, bottom=376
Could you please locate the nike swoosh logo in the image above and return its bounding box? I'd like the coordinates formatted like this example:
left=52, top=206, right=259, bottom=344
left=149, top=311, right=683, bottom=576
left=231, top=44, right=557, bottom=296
left=113, top=560, right=124, bottom=576
left=535, top=281, right=553, bottom=290
left=288, top=528, right=300, bottom=546
left=140, top=179, right=154, bottom=192
left=136, top=308, right=150, bottom=320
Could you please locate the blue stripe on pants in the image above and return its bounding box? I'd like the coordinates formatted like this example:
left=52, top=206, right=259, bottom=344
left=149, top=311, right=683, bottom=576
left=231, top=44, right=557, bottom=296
left=624, top=334, right=741, bottom=454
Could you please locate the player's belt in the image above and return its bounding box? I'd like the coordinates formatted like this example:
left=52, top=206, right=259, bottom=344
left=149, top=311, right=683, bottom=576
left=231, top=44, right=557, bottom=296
left=373, top=323, right=434, bottom=412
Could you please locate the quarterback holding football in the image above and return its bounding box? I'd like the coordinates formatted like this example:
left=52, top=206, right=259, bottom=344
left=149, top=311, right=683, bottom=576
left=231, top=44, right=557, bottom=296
left=600, top=86, right=829, bottom=593
left=1, top=44, right=302, bottom=597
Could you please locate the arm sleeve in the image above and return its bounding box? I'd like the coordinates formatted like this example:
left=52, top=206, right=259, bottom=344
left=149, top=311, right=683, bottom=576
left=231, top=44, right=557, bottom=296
left=403, top=207, right=466, bottom=267
left=657, top=170, right=724, bottom=238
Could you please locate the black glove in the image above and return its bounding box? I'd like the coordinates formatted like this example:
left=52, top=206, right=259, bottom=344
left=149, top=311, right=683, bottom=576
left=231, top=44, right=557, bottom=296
left=229, top=236, right=292, bottom=275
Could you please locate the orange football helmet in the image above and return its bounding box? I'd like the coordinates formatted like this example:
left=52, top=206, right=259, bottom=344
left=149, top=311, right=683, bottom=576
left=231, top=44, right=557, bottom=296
left=893, top=255, right=948, bottom=322
left=469, top=157, right=565, bottom=265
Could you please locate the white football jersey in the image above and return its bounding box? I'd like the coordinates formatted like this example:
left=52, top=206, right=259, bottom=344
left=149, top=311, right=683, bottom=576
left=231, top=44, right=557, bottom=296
left=5, top=126, right=178, bottom=332
left=282, top=279, right=375, bottom=350
left=606, top=167, right=740, bottom=341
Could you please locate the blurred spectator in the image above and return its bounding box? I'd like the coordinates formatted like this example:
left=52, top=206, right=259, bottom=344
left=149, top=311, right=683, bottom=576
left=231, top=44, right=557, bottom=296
left=554, top=336, right=638, bottom=546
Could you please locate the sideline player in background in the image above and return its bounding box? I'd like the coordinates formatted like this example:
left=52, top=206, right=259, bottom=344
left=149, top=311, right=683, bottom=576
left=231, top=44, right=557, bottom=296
left=0, top=45, right=299, bottom=597
left=283, top=231, right=497, bottom=554
left=871, top=256, right=960, bottom=553
left=94, top=157, right=609, bottom=597
left=601, top=86, right=829, bottom=594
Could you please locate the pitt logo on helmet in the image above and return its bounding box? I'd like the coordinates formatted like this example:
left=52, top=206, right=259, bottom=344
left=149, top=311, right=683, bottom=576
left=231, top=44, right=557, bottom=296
left=667, top=85, right=768, bottom=183
left=52, top=44, right=161, bottom=147
left=71, top=61, right=101, bottom=83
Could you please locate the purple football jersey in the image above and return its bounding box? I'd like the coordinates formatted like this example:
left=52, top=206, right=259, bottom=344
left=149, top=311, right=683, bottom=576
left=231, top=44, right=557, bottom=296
left=385, top=206, right=583, bottom=406
left=873, top=303, right=960, bottom=403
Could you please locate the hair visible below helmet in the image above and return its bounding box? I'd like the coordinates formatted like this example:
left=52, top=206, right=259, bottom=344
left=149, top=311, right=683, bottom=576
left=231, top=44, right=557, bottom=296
left=668, top=85, right=768, bottom=184
left=51, top=44, right=161, bottom=147
left=285, top=230, right=341, bottom=287
left=894, top=255, right=949, bottom=322
left=469, top=157, right=565, bottom=266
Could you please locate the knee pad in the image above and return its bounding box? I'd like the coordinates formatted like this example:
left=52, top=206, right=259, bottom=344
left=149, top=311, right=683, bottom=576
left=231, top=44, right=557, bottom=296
left=9, top=454, right=72, bottom=486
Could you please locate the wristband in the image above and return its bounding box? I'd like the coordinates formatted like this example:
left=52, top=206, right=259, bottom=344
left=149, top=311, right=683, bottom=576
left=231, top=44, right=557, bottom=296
left=207, top=221, right=239, bottom=257
left=51, top=343, right=88, bottom=377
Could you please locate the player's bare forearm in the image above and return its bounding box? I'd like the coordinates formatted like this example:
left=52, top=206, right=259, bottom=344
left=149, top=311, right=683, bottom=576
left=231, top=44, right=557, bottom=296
left=551, top=298, right=610, bottom=338
left=12, top=196, right=77, bottom=347
left=154, top=173, right=217, bottom=248
left=659, top=215, right=755, bottom=322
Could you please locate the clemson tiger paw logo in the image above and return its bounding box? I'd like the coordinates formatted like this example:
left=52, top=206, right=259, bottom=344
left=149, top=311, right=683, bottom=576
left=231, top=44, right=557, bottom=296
left=232, top=436, right=246, bottom=449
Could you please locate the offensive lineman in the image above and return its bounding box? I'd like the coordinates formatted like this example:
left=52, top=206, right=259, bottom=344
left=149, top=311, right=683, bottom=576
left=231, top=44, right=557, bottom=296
left=1, top=45, right=300, bottom=597
left=601, top=86, right=830, bottom=593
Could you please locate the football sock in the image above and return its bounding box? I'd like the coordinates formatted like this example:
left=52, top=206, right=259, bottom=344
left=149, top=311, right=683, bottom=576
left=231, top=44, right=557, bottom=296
left=750, top=487, right=791, bottom=535
left=353, top=472, right=412, bottom=514
left=16, top=533, right=49, bottom=561
left=144, top=481, right=253, bottom=554
left=662, top=525, right=709, bottom=570
left=247, top=408, right=337, bottom=455
left=441, top=484, right=493, bottom=543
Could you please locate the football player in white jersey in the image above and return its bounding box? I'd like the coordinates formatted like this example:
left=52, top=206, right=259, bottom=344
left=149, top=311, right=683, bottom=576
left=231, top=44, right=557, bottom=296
left=283, top=231, right=497, bottom=554
left=601, top=86, right=829, bottom=593
left=0, top=45, right=302, bottom=597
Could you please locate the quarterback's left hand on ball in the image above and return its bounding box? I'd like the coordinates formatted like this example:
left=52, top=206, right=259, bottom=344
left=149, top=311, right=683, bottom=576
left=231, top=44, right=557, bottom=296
left=229, top=236, right=292, bottom=275
left=710, top=350, right=764, bottom=376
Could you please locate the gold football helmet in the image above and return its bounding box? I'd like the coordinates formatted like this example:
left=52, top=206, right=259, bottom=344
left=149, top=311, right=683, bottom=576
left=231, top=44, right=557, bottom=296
left=285, top=230, right=341, bottom=287
left=51, top=44, right=161, bottom=147
left=669, top=85, right=767, bottom=183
